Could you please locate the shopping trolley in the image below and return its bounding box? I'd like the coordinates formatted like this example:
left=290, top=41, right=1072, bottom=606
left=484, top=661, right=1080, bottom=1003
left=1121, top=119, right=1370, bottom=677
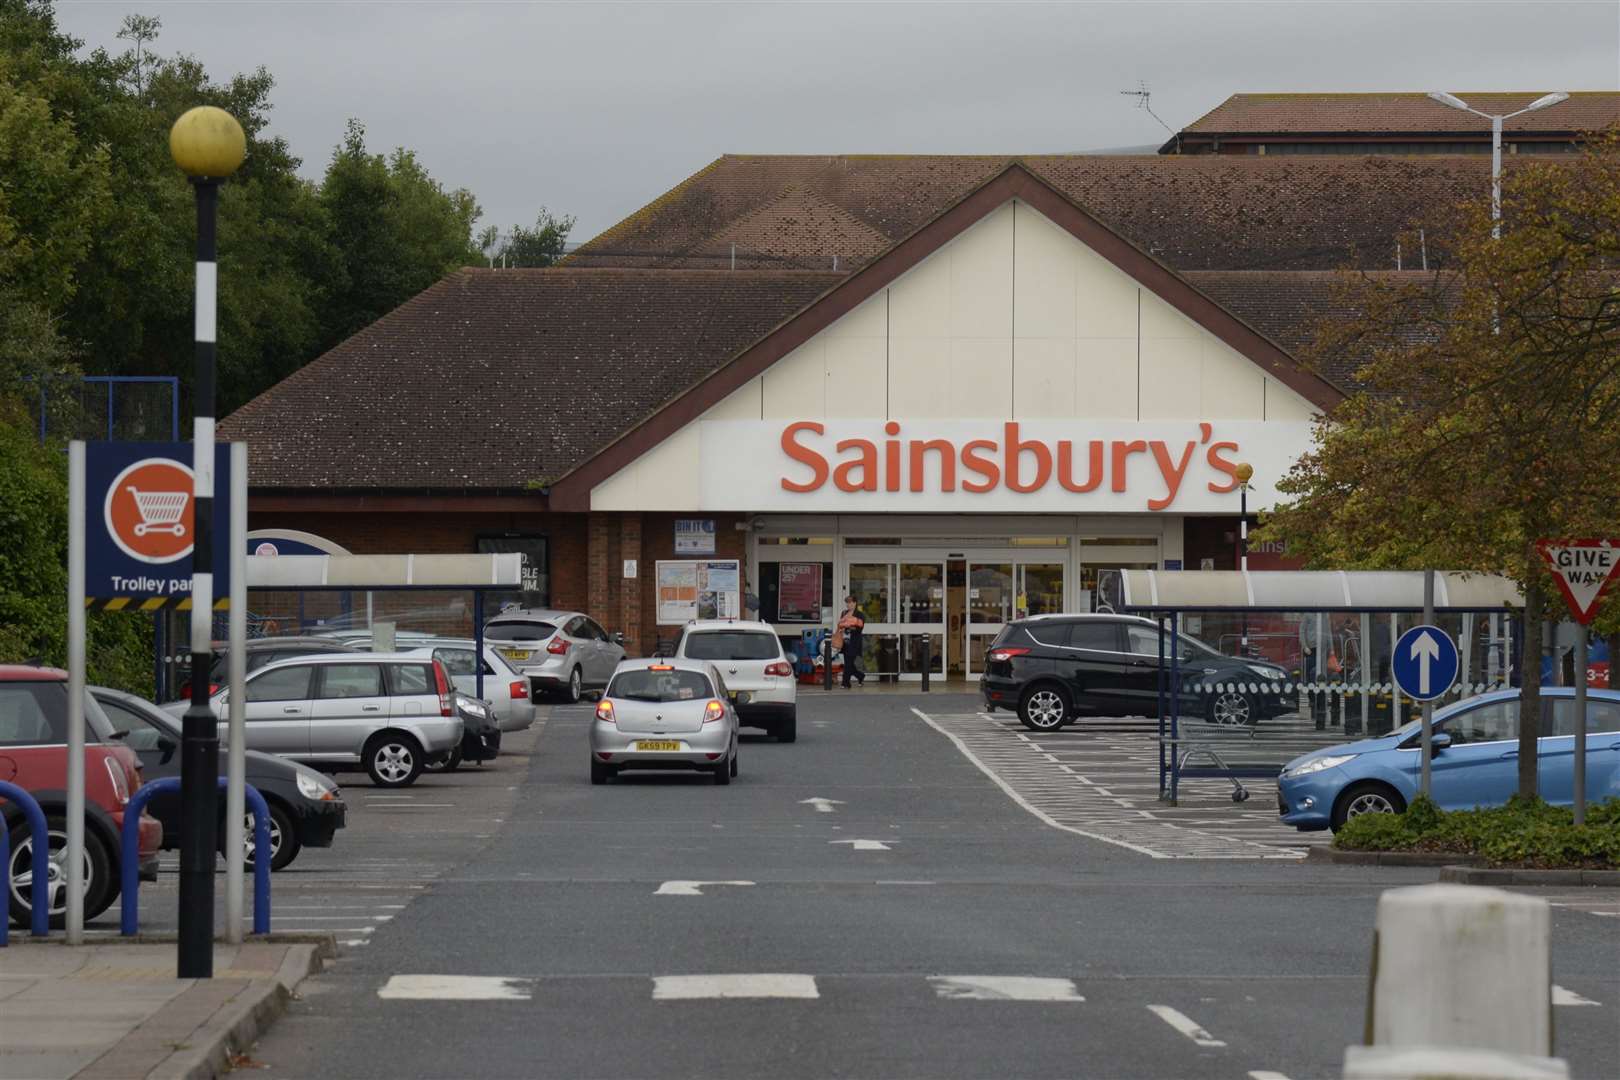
left=125, top=485, right=188, bottom=537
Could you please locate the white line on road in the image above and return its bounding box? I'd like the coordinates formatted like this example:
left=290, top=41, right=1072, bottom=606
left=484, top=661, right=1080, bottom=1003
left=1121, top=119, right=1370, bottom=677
left=830, top=839, right=892, bottom=851
left=655, top=880, right=755, bottom=896
left=1553, top=985, right=1601, bottom=1006
left=653, top=975, right=819, bottom=1000
left=378, top=975, right=533, bottom=1001
left=800, top=797, right=845, bottom=813
left=929, top=976, right=1084, bottom=1002
left=1147, top=1005, right=1227, bottom=1047
left=1248, top=1071, right=1293, bottom=1080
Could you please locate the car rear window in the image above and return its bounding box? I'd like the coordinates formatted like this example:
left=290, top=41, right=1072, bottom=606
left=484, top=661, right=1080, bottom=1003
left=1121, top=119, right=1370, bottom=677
left=682, top=631, right=780, bottom=661
left=388, top=664, right=435, bottom=695
left=0, top=683, right=112, bottom=745
left=608, top=668, right=715, bottom=702
left=485, top=621, right=556, bottom=642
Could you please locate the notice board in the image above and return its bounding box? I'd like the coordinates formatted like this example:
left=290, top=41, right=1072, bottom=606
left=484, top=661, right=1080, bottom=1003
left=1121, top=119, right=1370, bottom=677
left=657, top=559, right=741, bottom=624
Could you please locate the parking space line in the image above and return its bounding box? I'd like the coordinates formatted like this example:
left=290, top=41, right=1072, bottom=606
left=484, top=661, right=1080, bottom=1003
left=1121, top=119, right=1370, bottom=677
left=1248, top=1071, right=1293, bottom=1080
left=1147, top=1004, right=1226, bottom=1047
left=1552, top=985, right=1601, bottom=1006
left=928, top=976, right=1084, bottom=1002
left=652, top=975, right=819, bottom=1000
left=378, top=975, right=534, bottom=1001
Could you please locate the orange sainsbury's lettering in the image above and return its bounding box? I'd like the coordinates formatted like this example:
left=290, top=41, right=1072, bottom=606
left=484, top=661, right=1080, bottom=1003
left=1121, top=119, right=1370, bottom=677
left=833, top=438, right=878, bottom=492
left=1206, top=441, right=1241, bottom=493
left=780, top=422, right=828, bottom=492
left=960, top=439, right=1000, bottom=493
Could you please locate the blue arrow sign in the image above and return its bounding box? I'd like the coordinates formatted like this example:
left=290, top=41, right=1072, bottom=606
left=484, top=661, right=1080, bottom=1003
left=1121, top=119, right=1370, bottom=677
left=1392, top=624, right=1460, bottom=702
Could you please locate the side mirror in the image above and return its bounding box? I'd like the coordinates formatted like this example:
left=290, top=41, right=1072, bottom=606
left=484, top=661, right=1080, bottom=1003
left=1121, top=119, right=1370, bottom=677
left=156, top=735, right=178, bottom=764
left=613, top=631, right=626, bottom=646
left=1431, top=732, right=1452, bottom=752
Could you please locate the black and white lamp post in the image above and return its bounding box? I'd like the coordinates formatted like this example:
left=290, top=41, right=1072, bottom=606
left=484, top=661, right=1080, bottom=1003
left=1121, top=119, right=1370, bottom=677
left=169, top=105, right=244, bottom=979
left=1235, top=462, right=1253, bottom=657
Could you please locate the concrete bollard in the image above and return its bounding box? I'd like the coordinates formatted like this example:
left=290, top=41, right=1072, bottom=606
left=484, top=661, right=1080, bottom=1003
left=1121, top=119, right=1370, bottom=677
left=1366, top=884, right=1551, bottom=1055
left=1343, top=1045, right=1568, bottom=1080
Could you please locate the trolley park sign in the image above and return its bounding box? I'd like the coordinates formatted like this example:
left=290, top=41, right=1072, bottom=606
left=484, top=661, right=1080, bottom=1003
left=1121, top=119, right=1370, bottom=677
left=696, top=420, right=1315, bottom=514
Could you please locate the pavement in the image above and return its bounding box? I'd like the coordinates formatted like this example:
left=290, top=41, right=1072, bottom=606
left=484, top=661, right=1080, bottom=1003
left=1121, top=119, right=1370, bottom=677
left=9, top=694, right=1616, bottom=1079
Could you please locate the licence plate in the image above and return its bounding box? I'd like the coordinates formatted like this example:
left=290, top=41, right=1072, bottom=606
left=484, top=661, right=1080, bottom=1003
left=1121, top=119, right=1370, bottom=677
left=502, top=649, right=532, bottom=661
left=634, top=740, right=681, bottom=752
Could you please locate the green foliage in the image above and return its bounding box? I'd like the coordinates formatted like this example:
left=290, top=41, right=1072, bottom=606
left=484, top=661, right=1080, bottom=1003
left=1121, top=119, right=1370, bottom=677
left=501, top=208, right=574, bottom=268
left=1333, top=794, right=1620, bottom=868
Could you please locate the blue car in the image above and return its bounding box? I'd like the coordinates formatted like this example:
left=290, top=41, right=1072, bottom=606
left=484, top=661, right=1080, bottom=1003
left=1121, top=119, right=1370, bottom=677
left=1278, top=687, right=1620, bottom=831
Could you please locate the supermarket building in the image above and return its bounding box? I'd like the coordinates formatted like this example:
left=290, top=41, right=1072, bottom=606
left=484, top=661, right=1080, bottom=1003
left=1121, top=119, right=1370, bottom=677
left=221, top=132, right=1517, bottom=677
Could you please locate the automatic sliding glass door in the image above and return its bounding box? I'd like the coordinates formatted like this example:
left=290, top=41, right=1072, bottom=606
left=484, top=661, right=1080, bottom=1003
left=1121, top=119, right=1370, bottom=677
left=847, top=558, right=945, bottom=680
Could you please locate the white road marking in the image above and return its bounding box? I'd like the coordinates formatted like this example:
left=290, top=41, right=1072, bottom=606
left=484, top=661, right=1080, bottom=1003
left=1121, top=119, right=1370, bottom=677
left=830, top=839, right=892, bottom=851
left=378, top=975, right=533, bottom=1001
left=653, top=974, right=819, bottom=1000
left=1147, top=1004, right=1226, bottom=1047
left=929, top=976, right=1084, bottom=1002
left=375, top=804, right=455, bottom=809
left=800, top=797, right=845, bottom=813
left=1553, top=984, right=1601, bottom=1006
left=1248, top=1071, right=1293, bottom=1080
left=654, top=880, right=755, bottom=896
left=875, top=880, right=934, bottom=885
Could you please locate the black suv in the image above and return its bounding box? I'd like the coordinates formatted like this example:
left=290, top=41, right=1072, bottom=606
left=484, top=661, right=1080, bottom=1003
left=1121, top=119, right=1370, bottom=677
left=981, top=614, right=1291, bottom=731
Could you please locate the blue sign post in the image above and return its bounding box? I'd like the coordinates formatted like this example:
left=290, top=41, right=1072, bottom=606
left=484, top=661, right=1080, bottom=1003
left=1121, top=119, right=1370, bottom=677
left=1392, top=624, right=1460, bottom=702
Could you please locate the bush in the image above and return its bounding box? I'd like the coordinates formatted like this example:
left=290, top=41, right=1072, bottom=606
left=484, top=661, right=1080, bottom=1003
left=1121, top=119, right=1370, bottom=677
left=1333, top=794, right=1620, bottom=868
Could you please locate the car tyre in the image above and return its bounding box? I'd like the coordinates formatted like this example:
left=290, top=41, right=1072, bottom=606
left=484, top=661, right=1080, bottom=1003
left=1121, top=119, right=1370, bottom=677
left=1330, top=782, right=1406, bottom=832
left=1208, top=690, right=1256, bottom=727
left=563, top=667, right=583, bottom=705
left=425, top=747, right=463, bottom=773
left=777, top=713, right=797, bottom=744
left=8, top=816, right=115, bottom=929
left=730, top=752, right=739, bottom=778
left=712, top=753, right=732, bottom=786
left=237, top=801, right=301, bottom=872
left=590, top=760, right=613, bottom=785
left=364, top=733, right=424, bottom=788
left=1018, top=683, right=1072, bottom=731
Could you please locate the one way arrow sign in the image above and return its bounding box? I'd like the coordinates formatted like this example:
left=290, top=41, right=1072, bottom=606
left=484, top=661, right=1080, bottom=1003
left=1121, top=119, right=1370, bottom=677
left=1392, top=624, right=1459, bottom=703
left=1538, top=539, right=1620, bottom=625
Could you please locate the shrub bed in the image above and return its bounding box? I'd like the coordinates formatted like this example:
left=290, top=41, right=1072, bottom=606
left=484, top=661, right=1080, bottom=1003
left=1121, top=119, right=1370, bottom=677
left=1332, top=795, right=1620, bottom=868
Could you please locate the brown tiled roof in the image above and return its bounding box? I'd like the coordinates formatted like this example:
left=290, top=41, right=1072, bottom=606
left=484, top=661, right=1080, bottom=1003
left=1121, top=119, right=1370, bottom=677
left=218, top=268, right=841, bottom=490
left=567, top=154, right=1493, bottom=273
left=1181, top=92, right=1619, bottom=136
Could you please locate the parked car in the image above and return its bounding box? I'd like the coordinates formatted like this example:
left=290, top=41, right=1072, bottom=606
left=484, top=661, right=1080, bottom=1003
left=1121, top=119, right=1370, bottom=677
left=162, top=654, right=464, bottom=788
left=425, top=692, right=503, bottom=772
left=590, top=659, right=740, bottom=785
left=484, top=609, right=626, bottom=703
left=92, top=687, right=346, bottom=871
left=981, top=614, right=1292, bottom=732
left=169, top=637, right=363, bottom=699
left=360, top=638, right=536, bottom=732
left=1278, top=687, right=1620, bottom=832
left=671, top=620, right=797, bottom=742
left=2, top=666, right=161, bottom=927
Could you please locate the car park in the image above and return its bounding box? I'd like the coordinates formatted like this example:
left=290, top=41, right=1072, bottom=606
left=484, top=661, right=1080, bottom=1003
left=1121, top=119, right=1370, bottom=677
left=590, top=659, right=740, bottom=785
left=2, top=666, right=161, bottom=927
left=162, top=654, right=464, bottom=788
left=1278, top=687, right=1620, bottom=831
left=92, top=687, right=346, bottom=871
left=425, top=692, right=503, bottom=772
left=981, top=614, right=1291, bottom=732
left=670, top=620, right=797, bottom=742
left=484, top=609, right=626, bottom=703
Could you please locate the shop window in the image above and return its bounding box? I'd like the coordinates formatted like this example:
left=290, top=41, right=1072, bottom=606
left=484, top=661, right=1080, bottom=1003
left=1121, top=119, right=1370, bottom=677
left=478, top=533, right=549, bottom=611
left=758, top=536, right=835, bottom=546
left=759, top=561, right=833, bottom=623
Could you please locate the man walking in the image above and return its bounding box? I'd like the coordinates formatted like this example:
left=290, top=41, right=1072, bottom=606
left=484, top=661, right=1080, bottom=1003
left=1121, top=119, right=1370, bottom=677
left=838, top=596, right=866, bottom=688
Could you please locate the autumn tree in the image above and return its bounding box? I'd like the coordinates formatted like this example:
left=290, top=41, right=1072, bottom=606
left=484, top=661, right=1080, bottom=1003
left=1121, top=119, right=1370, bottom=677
left=1262, top=133, right=1620, bottom=797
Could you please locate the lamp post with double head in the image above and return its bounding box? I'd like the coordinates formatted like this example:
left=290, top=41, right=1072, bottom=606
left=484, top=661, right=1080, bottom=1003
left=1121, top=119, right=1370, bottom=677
left=1427, top=92, right=1570, bottom=239
left=169, top=105, right=245, bottom=979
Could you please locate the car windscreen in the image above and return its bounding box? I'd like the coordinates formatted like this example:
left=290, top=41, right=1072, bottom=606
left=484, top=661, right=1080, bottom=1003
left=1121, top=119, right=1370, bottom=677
left=484, top=621, right=557, bottom=642
left=682, top=631, right=780, bottom=661
left=608, top=669, right=715, bottom=703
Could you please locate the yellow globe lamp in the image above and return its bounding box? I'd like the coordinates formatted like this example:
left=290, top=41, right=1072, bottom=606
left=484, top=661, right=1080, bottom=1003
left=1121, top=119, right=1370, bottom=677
left=1234, top=462, right=1254, bottom=487
left=169, top=106, right=246, bottom=178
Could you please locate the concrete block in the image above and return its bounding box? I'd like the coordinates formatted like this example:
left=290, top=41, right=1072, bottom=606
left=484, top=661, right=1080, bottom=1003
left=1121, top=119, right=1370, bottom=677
left=1370, top=884, right=1551, bottom=1056
left=1344, top=1044, right=1569, bottom=1079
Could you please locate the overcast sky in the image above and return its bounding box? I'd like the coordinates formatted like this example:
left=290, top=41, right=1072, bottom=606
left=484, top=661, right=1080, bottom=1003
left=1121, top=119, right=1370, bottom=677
left=55, top=0, right=1620, bottom=243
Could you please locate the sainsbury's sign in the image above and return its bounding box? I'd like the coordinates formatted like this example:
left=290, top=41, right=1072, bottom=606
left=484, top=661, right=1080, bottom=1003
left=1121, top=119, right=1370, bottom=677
left=696, top=420, right=1315, bottom=514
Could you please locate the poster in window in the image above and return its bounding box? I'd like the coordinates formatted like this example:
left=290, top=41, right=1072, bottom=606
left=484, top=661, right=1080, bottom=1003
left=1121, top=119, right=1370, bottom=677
left=778, top=563, right=822, bottom=621
left=657, top=559, right=740, bottom=624
left=674, top=519, right=716, bottom=555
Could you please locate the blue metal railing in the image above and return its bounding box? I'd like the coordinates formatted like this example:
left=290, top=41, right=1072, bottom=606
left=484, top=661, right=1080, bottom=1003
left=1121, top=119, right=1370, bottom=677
left=0, top=781, right=51, bottom=944
left=120, top=777, right=271, bottom=936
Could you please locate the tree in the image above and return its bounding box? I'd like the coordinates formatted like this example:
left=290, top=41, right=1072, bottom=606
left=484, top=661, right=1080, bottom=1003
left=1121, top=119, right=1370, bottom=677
left=1261, top=134, right=1620, bottom=797
left=502, top=208, right=573, bottom=267
left=114, top=13, right=159, bottom=96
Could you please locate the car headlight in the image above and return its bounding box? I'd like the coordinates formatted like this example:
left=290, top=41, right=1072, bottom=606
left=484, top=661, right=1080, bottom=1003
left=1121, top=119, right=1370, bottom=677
left=1282, top=754, right=1357, bottom=779
left=295, top=769, right=337, bottom=801
left=1247, top=664, right=1286, bottom=682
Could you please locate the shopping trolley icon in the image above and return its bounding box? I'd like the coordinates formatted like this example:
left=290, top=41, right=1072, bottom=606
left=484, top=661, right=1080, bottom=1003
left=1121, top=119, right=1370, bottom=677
left=125, top=485, right=188, bottom=538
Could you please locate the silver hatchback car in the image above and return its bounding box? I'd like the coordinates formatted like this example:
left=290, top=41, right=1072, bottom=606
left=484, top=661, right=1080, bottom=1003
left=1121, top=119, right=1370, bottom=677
left=485, top=609, right=626, bottom=703
left=589, top=659, right=739, bottom=786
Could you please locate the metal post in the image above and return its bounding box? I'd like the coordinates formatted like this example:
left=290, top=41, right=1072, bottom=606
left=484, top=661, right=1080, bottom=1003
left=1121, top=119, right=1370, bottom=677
left=1573, top=623, right=1588, bottom=825
left=179, top=178, right=221, bottom=978
left=920, top=635, right=930, bottom=692
left=66, top=442, right=86, bottom=943
left=823, top=634, right=833, bottom=691
left=1169, top=611, right=1182, bottom=805
left=474, top=591, right=486, bottom=700
left=225, top=443, right=247, bottom=943
left=1490, top=115, right=1503, bottom=239
left=1420, top=570, right=1434, bottom=798
left=1239, top=481, right=1249, bottom=655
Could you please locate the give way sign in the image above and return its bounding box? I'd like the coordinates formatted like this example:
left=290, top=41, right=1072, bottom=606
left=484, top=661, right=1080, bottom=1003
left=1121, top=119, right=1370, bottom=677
left=1536, top=539, right=1620, bottom=625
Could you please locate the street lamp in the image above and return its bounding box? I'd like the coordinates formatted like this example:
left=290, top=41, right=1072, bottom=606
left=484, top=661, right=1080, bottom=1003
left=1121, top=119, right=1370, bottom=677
left=1235, top=462, right=1254, bottom=657
left=1427, top=91, right=1569, bottom=238
left=170, top=105, right=244, bottom=980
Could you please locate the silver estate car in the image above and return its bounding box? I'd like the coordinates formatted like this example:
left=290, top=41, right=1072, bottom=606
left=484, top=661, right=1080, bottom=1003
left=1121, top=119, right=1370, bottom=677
left=164, top=653, right=463, bottom=788
left=485, top=609, right=626, bottom=703
left=589, top=659, right=740, bottom=786
left=347, top=637, right=537, bottom=733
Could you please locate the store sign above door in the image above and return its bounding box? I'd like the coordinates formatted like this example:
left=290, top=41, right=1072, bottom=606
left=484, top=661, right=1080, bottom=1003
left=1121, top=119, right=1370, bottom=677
left=698, top=420, right=1315, bottom=513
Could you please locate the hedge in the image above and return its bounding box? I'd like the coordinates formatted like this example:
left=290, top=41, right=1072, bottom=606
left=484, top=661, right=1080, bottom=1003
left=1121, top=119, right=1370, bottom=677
left=1332, top=795, right=1620, bottom=868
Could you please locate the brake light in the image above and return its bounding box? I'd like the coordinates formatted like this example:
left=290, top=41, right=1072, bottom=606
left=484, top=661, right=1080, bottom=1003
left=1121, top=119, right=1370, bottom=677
left=988, top=647, right=1031, bottom=663
left=764, top=661, right=792, bottom=677
left=510, top=680, right=528, bottom=700
left=648, top=664, right=673, bottom=671
left=703, top=700, right=725, bottom=724
left=104, top=757, right=130, bottom=806
left=547, top=637, right=569, bottom=655
left=209, top=683, right=220, bottom=695
left=596, top=699, right=615, bottom=723
left=432, top=660, right=453, bottom=717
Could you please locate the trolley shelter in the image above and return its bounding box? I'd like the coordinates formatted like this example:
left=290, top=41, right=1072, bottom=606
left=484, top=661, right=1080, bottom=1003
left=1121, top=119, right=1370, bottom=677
left=1109, top=570, right=1525, bottom=802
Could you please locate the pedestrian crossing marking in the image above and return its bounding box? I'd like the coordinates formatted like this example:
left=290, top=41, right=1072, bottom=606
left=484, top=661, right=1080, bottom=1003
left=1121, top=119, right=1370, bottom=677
left=929, top=976, right=1084, bottom=1002
left=653, top=974, right=819, bottom=1000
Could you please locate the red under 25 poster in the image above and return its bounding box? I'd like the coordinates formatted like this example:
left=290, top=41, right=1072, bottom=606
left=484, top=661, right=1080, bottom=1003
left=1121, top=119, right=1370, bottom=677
left=778, top=563, right=822, bottom=621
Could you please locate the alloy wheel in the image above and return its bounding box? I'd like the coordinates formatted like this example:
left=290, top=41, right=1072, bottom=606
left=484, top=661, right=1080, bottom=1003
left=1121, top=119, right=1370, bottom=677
left=1025, top=690, right=1066, bottom=730
left=10, top=828, right=92, bottom=916
left=374, top=743, right=414, bottom=783
left=242, top=812, right=282, bottom=861
left=1212, top=692, right=1252, bottom=726
left=1345, top=791, right=1396, bottom=819
left=568, top=668, right=582, bottom=703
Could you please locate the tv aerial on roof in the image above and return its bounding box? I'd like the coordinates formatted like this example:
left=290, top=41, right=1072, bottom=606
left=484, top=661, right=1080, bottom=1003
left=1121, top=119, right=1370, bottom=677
left=1121, top=81, right=1177, bottom=149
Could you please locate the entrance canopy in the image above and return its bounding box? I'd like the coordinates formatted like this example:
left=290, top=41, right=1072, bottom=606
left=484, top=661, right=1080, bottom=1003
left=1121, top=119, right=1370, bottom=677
left=245, top=553, right=523, bottom=590
left=1114, top=570, right=1523, bottom=613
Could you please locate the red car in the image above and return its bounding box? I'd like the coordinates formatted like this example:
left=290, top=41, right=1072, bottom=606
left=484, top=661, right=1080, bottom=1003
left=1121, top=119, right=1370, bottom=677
left=2, top=665, right=162, bottom=927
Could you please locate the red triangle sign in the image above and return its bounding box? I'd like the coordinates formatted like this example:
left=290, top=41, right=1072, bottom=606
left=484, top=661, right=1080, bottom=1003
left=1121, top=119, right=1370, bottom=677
left=1536, top=539, right=1620, bottom=624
